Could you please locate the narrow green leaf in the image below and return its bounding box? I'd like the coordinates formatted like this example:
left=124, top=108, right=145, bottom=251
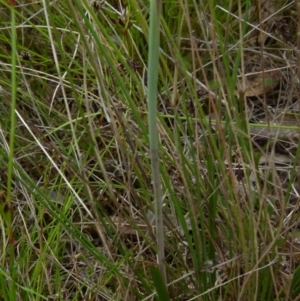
left=291, top=265, right=300, bottom=298
left=150, top=267, right=170, bottom=301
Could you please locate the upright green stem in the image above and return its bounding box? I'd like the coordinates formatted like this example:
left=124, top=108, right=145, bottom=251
left=147, top=0, right=166, bottom=284
left=6, top=2, right=17, bottom=300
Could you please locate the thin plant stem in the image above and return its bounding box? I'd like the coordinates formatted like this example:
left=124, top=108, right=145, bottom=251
left=6, top=2, right=17, bottom=301
left=147, top=0, right=166, bottom=284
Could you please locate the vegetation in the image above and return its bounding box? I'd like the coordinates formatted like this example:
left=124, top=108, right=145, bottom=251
left=0, top=0, right=300, bottom=300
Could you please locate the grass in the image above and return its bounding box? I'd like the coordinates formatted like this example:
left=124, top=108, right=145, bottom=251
left=0, top=0, right=300, bottom=300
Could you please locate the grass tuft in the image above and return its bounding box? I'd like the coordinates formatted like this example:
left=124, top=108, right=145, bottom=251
left=0, top=0, right=299, bottom=300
